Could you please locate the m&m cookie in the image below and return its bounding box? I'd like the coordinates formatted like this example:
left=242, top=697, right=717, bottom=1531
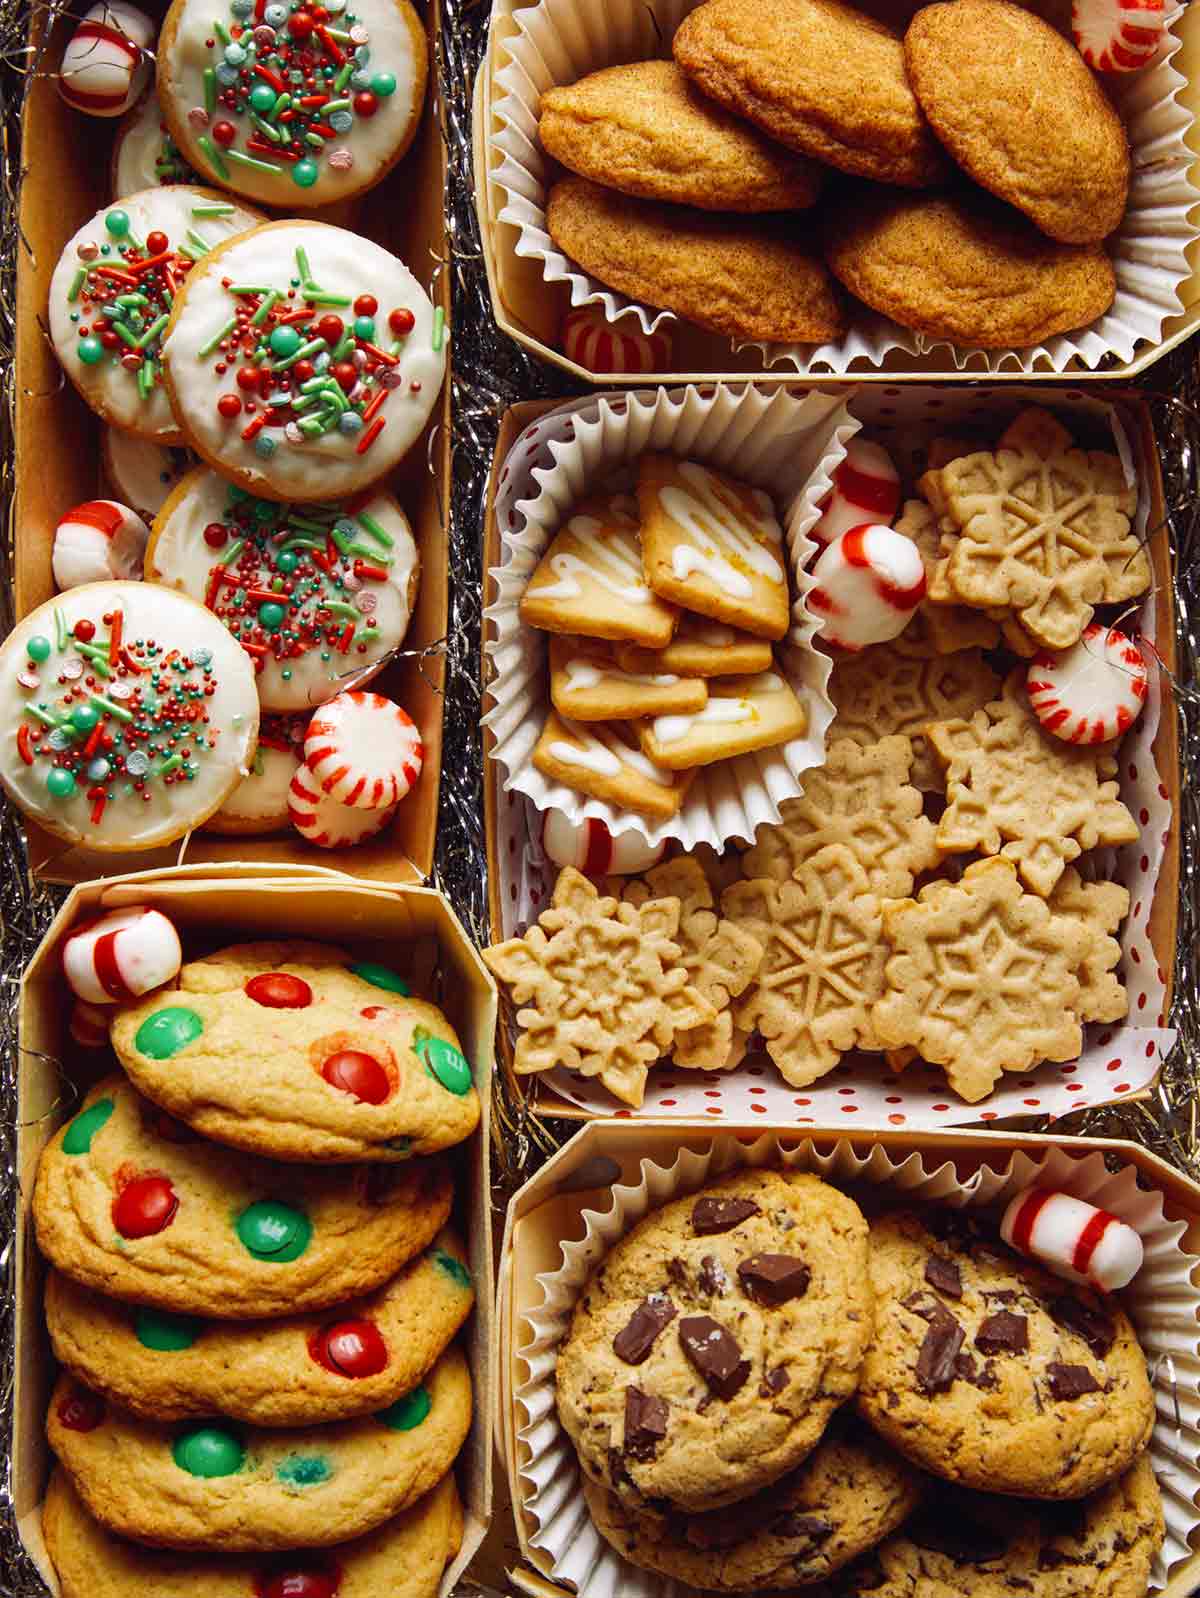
left=110, top=941, right=480, bottom=1161
left=207, top=712, right=306, bottom=834
left=33, top=1075, right=453, bottom=1317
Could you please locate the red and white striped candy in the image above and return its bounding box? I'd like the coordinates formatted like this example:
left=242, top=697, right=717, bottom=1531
left=304, top=692, right=423, bottom=810
left=1072, top=0, right=1163, bottom=72
left=561, top=306, right=673, bottom=375
left=62, top=907, right=182, bottom=1006
left=808, top=524, right=927, bottom=652
left=58, top=0, right=153, bottom=116
left=69, top=1000, right=111, bottom=1049
left=811, top=439, right=901, bottom=551
left=288, top=760, right=398, bottom=848
left=53, top=499, right=149, bottom=590
left=1001, top=1186, right=1143, bottom=1292
left=1027, top=624, right=1148, bottom=745
left=542, top=809, right=667, bottom=878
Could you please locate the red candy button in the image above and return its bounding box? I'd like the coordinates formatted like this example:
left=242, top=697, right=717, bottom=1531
left=309, top=1318, right=388, bottom=1379
left=320, top=1050, right=389, bottom=1105
left=245, top=973, right=314, bottom=1010
left=113, top=1175, right=179, bottom=1239
left=255, top=1562, right=341, bottom=1598
left=57, top=1388, right=105, bottom=1432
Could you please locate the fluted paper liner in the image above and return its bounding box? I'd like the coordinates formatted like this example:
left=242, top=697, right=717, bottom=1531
left=483, top=384, right=852, bottom=851
left=489, top=0, right=1198, bottom=375
left=515, top=1136, right=1200, bottom=1598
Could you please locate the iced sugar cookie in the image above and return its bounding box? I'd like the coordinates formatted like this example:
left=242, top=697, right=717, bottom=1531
left=532, top=710, right=695, bottom=821
left=49, top=187, right=265, bottom=441
left=638, top=670, right=808, bottom=769
left=615, top=613, right=774, bottom=679
left=102, top=424, right=193, bottom=522
left=0, top=581, right=258, bottom=852
left=160, top=220, right=445, bottom=500
left=637, top=456, right=791, bottom=640
left=207, top=712, right=305, bottom=833
left=112, top=88, right=198, bottom=197
left=158, top=0, right=427, bottom=209
left=549, top=635, right=707, bottom=722
left=147, top=466, right=419, bottom=711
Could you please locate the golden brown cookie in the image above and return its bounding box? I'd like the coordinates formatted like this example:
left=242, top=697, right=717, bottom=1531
left=892, top=501, right=1001, bottom=658
left=539, top=60, right=823, bottom=213
left=673, top=0, right=948, bottom=188
left=638, top=673, right=808, bottom=769
left=824, top=189, right=1117, bottom=348
left=615, top=613, right=774, bottom=679
left=549, top=635, right=708, bottom=722
left=532, top=711, right=697, bottom=820
left=904, top=0, right=1130, bottom=245
left=547, top=176, right=845, bottom=344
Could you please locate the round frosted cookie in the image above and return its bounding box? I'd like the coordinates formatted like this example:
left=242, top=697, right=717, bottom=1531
left=101, top=424, right=193, bottom=522
left=110, top=939, right=480, bottom=1160
left=46, top=1343, right=471, bottom=1551
left=49, top=187, right=265, bottom=441
left=207, top=711, right=305, bottom=832
left=45, top=1225, right=474, bottom=1425
left=158, top=0, right=427, bottom=210
left=33, top=1074, right=453, bottom=1318
left=855, top=1210, right=1154, bottom=1499
left=0, top=581, right=258, bottom=852
left=161, top=220, right=445, bottom=499
left=146, top=465, right=419, bottom=711
left=582, top=1420, right=922, bottom=1588
left=42, top=1467, right=464, bottom=1598
left=555, top=1168, right=873, bottom=1513
left=112, top=87, right=199, bottom=197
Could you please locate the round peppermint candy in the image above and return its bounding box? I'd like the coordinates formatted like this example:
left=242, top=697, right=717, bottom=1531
left=303, top=691, right=423, bottom=809
left=58, top=0, right=153, bottom=117
left=811, top=439, right=901, bottom=551
left=807, top=524, right=926, bottom=652
left=63, top=906, right=183, bottom=1006
left=541, top=809, right=667, bottom=877
left=53, top=500, right=149, bottom=591
left=288, top=759, right=397, bottom=848
left=1026, top=624, right=1148, bottom=745
left=560, top=305, right=673, bottom=375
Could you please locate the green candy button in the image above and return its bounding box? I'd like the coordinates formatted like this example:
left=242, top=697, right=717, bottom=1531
left=62, top=1097, right=114, bottom=1156
left=377, top=1385, right=430, bottom=1431
left=136, top=1307, right=202, bottom=1352
left=416, top=1035, right=473, bottom=1097
left=173, top=1425, right=244, bottom=1478
left=276, top=1454, right=332, bottom=1487
left=136, top=1007, right=204, bottom=1060
left=350, top=962, right=411, bottom=996
left=236, top=1200, right=312, bottom=1262
left=433, top=1249, right=471, bottom=1290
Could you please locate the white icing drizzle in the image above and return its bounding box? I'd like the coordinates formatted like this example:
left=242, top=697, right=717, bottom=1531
left=653, top=698, right=757, bottom=745
left=551, top=720, right=673, bottom=786
left=736, top=672, right=785, bottom=693
left=547, top=737, right=621, bottom=776
left=563, top=660, right=679, bottom=691
left=661, top=462, right=785, bottom=599
left=531, top=520, right=652, bottom=605
left=688, top=622, right=737, bottom=646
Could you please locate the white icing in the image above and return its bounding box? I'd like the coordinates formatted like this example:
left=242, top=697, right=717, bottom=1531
left=547, top=738, right=621, bottom=776
left=549, top=720, right=673, bottom=787
left=736, top=671, right=785, bottom=693
left=103, top=424, right=193, bottom=520
left=161, top=222, right=445, bottom=498
left=661, top=461, right=785, bottom=600
left=563, top=660, right=678, bottom=691
left=49, top=186, right=264, bottom=440
left=687, top=622, right=736, bottom=647
left=532, top=519, right=651, bottom=604
left=652, top=698, right=755, bottom=745
left=113, top=86, right=196, bottom=196
left=213, top=738, right=298, bottom=826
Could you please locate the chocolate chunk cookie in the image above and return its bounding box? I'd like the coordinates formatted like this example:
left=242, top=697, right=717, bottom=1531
left=856, top=1210, right=1154, bottom=1499
left=555, top=1168, right=873, bottom=1513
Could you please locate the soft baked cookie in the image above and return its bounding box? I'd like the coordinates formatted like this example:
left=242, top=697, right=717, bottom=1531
left=49, top=187, right=264, bottom=441
left=615, top=614, right=773, bottom=679
left=637, top=670, right=807, bottom=769
left=547, top=177, right=845, bottom=345
left=206, top=712, right=305, bottom=833
left=856, top=1210, right=1154, bottom=1499
left=549, top=635, right=708, bottom=722
left=824, top=189, right=1117, bottom=348
left=555, top=1168, right=873, bottom=1513
left=582, top=1419, right=922, bottom=1588
left=43, top=1466, right=464, bottom=1598
left=160, top=220, right=446, bottom=501
left=111, top=88, right=198, bottom=198
left=540, top=60, right=823, bottom=213
left=110, top=940, right=479, bottom=1161
left=904, top=0, right=1130, bottom=245
left=147, top=466, right=420, bottom=712
left=101, top=424, right=193, bottom=523
left=533, top=710, right=696, bottom=820
left=673, top=0, right=948, bottom=188
left=158, top=0, right=427, bottom=209
left=45, top=1225, right=473, bottom=1425
left=46, top=1344, right=471, bottom=1550
left=33, top=1074, right=452, bottom=1318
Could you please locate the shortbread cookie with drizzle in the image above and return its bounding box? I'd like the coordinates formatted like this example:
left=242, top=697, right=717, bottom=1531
left=49, top=187, right=265, bottom=442
left=160, top=220, right=445, bottom=499
left=101, top=425, right=194, bottom=523
left=158, top=0, right=427, bottom=208
left=112, top=88, right=199, bottom=198
left=533, top=711, right=696, bottom=821
left=147, top=464, right=419, bottom=710
left=638, top=669, right=807, bottom=769
left=0, top=581, right=258, bottom=851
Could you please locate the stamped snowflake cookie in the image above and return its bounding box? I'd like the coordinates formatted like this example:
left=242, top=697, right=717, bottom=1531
left=891, top=499, right=1000, bottom=658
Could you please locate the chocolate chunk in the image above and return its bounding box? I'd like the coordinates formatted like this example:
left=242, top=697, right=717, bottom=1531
left=678, top=1314, right=751, bottom=1399
left=623, top=1385, right=668, bottom=1461
left=984, top=1288, right=1018, bottom=1305
left=692, top=1196, right=761, bottom=1236
left=698, top=1254, right=730, bottom=1298
left=953, top=1351, right=998, bottom=1390
left=1047, top=1362, right=1101, bottom=1401
left=760, top=1364, right=790, bottom=1397
left=915, top=1306, right=965, bottom=1394
left=906, top=1507, right=1008, bottom=1565
left=924, top=1254, right=963, bottom=1299
left=774, top=1511, right=835, bottom=1547
left=1038, top=1548, right=1083, bottom=1571
left=1049, top=1295, right=1115, bottom=1358
left=666, top=1257, right=690, bottom=1292
left=613, top=1294, right=677, bottom=1365
left=902, top=1292, right=940, bottom=1322
left=737, top=1253, right=811, bottom=1306
left=608, top=1446, right=632, bottom=1488
left=975, top=1310, right=1029, bottom=1355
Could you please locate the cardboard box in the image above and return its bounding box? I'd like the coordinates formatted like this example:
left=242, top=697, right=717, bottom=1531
left=498, top=1119, right=1200, bottom=1598
left=14, top=0, right=450, bottom=884
left=13, top=864, right=497, bottom=1595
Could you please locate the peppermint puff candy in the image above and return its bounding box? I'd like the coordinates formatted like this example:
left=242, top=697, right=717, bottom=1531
left=1072, top=0, right=1164, bottom=72
left=62, top=908, right=182, bottom=1006
left=288, top=760, right=398, bottom=848
left=1001, top=1186, right=1144, bottom=1292
left=69, top=1000, right=111, bottom=1049
left=52, top=500, right=149, bottom=591
left=811, top=439, right=901, bottom=551
left=808, top=524, right=927, bottom=652
left=542, top=809, right=667, bottom=877
left=561, top=305, right=673, bottom=374
left=304, top=692, right=424, bottom=810
left=58, top=1, right=153, bottom=117
left=1027, top=624, right=1148, bottom=745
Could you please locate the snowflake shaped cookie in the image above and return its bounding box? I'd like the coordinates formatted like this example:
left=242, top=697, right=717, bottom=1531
left=1049, top=866, right=1130, bottom=1024
left=892, top=499, right=1000, bottom=659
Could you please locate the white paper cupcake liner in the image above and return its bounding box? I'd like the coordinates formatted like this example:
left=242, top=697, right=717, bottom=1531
left=489, top=0, right=1198, bottom=374
left=515, top=1135, right=1200, bottom=1598
left=483, top=384, right=854, bottom=851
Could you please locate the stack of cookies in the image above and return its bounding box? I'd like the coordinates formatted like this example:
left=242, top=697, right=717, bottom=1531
left=32, top=934, right=480, bottom=1597
left=554, top=1167, right=1166, bottom=1595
